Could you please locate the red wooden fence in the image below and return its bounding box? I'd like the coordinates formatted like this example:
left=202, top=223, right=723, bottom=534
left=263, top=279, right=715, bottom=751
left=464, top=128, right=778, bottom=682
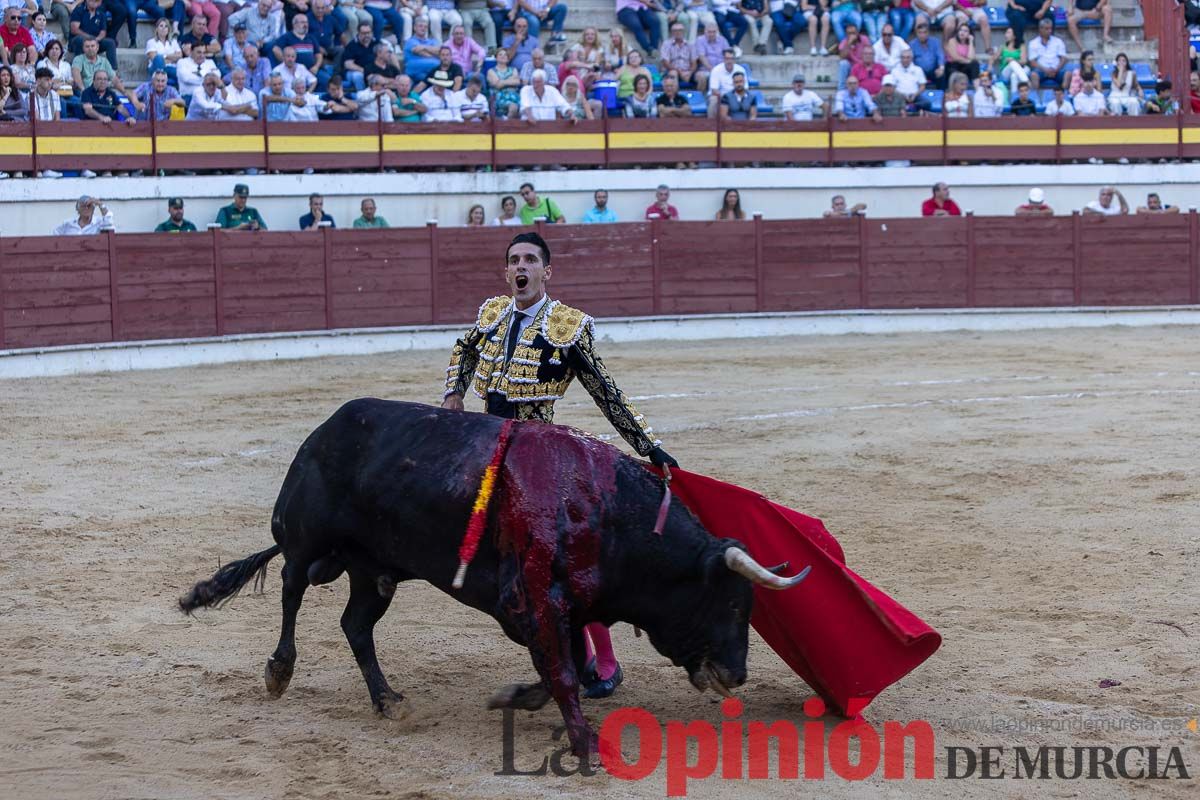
left=2, top=214, right=1199, bottom=351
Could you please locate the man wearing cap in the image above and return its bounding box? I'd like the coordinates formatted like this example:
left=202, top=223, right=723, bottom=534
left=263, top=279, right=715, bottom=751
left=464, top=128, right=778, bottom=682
left=441, top=230, right=678, bottom=699
left=156, top=198, right=199, bottom=232
left=1015, top=188, right=1053, bottom=217
left=874, top=74, right=906, bottom=117
left=53, top=195, right=113, bottom=235
left=216, top=184, right=268, bottom=230
left=780, top=72, right=824, bottom=121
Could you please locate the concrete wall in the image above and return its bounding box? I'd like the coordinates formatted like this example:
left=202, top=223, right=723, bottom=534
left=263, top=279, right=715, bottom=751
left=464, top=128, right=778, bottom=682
left=0, top=163, right=1194, bottom=236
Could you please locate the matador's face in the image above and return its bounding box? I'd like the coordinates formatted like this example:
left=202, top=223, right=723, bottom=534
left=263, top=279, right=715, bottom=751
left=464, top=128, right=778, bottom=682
left=505, top=243, right=551, bottom=309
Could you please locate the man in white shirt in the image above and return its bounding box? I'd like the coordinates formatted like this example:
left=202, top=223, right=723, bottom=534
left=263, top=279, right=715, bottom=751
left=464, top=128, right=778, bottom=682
left=705, top=47, right=746, bottom=118
left=272, top=46, right=317, bottom=93
left=1043, top=86, right=1075, bottom=116
left=1027, top=17, right=1067, bottom=90
left=1072, top=78, right=1107, bottom=116
left=519, top=69, right=572, bottom=122
left=1083, top=186, right=1128, bottom=216
left=355, top=74, right=396, bottom=122
left=53, top=195, right=113, bottom=236
left=889, top=48, right=926, bottom=101
left=872, top=23, right=910, bottom=71
left=287, top=76, right=327, bottom=121
left=219, top=67, right=259, bottom=120
left=780, top=73, right=824, bottom=121
left=450, top=75, right=489, bottom=122
left=419, top=69, right=459, bottom=121
left=176, top=46, right=220, bottom=97
left=971, top=70, right=1002, bottom=118
left=186, top=72, right=227, bottom=119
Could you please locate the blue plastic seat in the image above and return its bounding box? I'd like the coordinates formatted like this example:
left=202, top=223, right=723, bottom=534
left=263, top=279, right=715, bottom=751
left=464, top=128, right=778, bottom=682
left=750, top=89, right=772, bottom=115
left=1133, top=62, right=1155, bottom=88
left=1096, top=62, right=1114, bottom=87
left=984, top=7, right=1007, bottom=28
left=920, top=89, right=943, bottom=114
left=681, top=88, right=707, bottom=115
left=1039, top=88, right=1056, bottom=106
left=646, top=64, right=662, bottom=90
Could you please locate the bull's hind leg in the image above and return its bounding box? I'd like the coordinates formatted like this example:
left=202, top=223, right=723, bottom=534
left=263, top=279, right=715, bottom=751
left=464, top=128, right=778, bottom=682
left=342, top=569, right=404, bottom=718
left=265, top=559, right=308, bottom=697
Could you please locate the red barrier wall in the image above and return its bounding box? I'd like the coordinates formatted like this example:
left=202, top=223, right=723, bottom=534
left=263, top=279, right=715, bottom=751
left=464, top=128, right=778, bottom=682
left=2, top=215, right=1199, bottom=352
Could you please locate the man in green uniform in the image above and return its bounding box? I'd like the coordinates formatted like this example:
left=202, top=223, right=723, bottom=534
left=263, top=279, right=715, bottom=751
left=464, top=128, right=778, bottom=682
left=153, top=198, right=197, bottom=233
left=215, top=184, right=268, bottom=230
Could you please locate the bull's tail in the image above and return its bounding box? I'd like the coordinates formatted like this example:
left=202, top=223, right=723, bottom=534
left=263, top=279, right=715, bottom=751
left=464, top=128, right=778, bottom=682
left=179, top=545, right=282, bottom=615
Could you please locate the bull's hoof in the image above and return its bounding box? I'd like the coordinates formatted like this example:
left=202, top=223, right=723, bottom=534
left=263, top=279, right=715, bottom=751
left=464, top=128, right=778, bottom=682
left=487, top=682, right=551, bottom=711
left=264, top=657, right=294, bottom=698
left=374, top=689, right=408, bottom=720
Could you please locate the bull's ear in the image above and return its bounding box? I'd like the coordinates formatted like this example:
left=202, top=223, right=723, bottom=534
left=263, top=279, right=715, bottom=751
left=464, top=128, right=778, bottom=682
left=704, top=541, right=742, bottom=585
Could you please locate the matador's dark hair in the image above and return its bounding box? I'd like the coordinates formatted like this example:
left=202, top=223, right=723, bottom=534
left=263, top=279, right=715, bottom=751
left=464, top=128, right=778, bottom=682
left=508, top=231, right=551, bottom=265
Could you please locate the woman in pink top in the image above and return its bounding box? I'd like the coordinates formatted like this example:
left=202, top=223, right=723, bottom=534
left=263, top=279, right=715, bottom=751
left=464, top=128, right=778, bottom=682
left=1067, top=49, right=1095, bottom=97
left=944, top=21, right=978, bottom=83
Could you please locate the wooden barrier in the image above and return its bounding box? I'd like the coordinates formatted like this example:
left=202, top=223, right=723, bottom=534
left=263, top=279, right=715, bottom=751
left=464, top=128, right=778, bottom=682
left=0, top=121, right=34, bottom=174
left=607, top=117, right=717, bottom=166
left=493, top=119, right=606, bottom=167
left=719, top=119, right=828, bottom=165
left=154, top=120, right=266, bottom=173
left=2, top=215, right=1200, bottom=351
left=830, top=116, right=944, bottom=164
left=945, top=116, right=1058, bottom=162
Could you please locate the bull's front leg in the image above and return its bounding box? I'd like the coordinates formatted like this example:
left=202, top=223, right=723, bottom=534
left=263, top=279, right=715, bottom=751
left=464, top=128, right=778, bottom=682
left=526, top=622, right=596, bottom=758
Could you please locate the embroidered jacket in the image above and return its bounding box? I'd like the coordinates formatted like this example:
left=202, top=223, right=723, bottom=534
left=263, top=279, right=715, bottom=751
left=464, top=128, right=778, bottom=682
left=444, top=295, right=660, bottom=456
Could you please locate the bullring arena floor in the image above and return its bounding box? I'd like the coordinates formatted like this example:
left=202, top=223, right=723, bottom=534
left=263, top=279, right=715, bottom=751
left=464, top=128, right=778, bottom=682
left=2, top=325, right=1197, bottom=799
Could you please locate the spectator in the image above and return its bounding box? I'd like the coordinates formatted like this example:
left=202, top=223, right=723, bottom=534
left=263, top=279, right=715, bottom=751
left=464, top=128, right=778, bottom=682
left=1026, top=17, right=1065, bottom=90
left=1043, top=84, right=1073, bottom=115
left=457, top=0, right=495, bottom=51
left=861, top=0, right=893, bottom=41
left=147, top=18, right=183, bottom=75
left=228, top=0, right=284, bottom=52
left=1014, top=187, right=1052, bottom=216
left=705, top=46, right=743, bottom=116
left=222, top=24, right=250, bottom=72
left=448, top=24, right=484, bottom=80
left=991, top=25, right=1030, bottom=95
left=452, top=73, right=489, bottom=120
left=1, top=6, right=34, bottom=58
left=0, top=64, right=24, bottom=119
left=358, top=0, right=403, bottom=41
left=908, top=18, right=944, bottom=89
left=802, top=0, right=831, bottom=54
left=660, top=21, right=701, bottom=89
left=682, top=0, right=715, bottom=41
left=829, top=0, right=860, bottom=42
left=53, top=195, right=113, bottom=235
left=851, top=44, right=886, bottom=94
left=1065, top=48, right=1094, bottom=96
left=31, top=66, right=61, bottom=120
left=307, top=1, right=346, bottom=68
left=492, top=194, right=522, bottom=226
left=618, top=0, right=659, bottom=56
left=364, top=42, right=402, bottom=86
left=353, top=197, right=389, bottom=227
left=156, top=198, right=198, bottom=232
left=1107, top=53, right=1140, bottom=116
left=694, top=22, right=727, bottom=81
left=835, top=20, right=870, bottom=89
left=68, top=0, right=115, bottom=65
left=133, top=69, right=185, bottom=119
left=418, top=43, right=462, bottom=91
left=954, top=0, right=990, bottom=51
left=645, top=183, right=678, bottom=220
left=577, top=25, right=603, bottom=65
left=781, top=72, right=824, bottom=119
left=720, top=69, right=755, bottom=118
left=921, top=182, right=961, bottom=216
left=1072, top=77, right=1105, bottom=116
left=834, top=73, right=879, bottom=120
left=715, top=187, right=744, bottom=220
left=518, top=181, right=564, bottom=223
left=1009, top=81, right=1036, bottom=115
left=655, top=72, right=691, bottom=117
left=219, top=65, right=259, bottom=118
left=216, top=184, right=267, bottom=229
left=71, top=35, right=119, bottom=92
left=272, top=14, right=329, bottom=89
left=272, top=45, right=316, bottom=91
left=488, top=45, right=520, bottom=117
left=615, top=46, right=650, bottom=97
left=654, top=0, right=690, bottom=47
left=1144, top=80, right=1177, bottom=116
left=181, top=14, right=220, bottom=58
left=404, top=15, right=441, bottom=78
left=622, top=71, right=655, bottom=116
left=186, top=70, right=227, bottom=118
left=766, top=0, right=802, bottom=56
left=823, top=193, right=866, bottom=216
left=943, top=21, right=976, bottom=83
left=298, top=192, right=335, bottom=229
left=519, top=67, right=571, bottom=121
left=462, top=203, right=486, bottom=225
left=185, top=1, right=220, bottom=39
left=518, top=0, right=567, bottom=43
left=239, top=43, right=271, bottom=94
left=740, top=0, right=770, bottom=56
left=583, top=188, right=617, bottom=223
left=419, top=67, right=456, bottom=118
left=971, top=70, right=1001, bottom=117
left=711, top=0, right=747, bottom=55
left=321, top=74, right=361, bottom=118
left=31, top=11, right=62, bottom=54
left=890, top=47, right=926, bottom=101
left=36, top=38, right=71, bottom=92
left=10, top=42, right=33, bottom=91
left=1067, top=0, right=1109, bottom=52
left=285, top=74, right=326, bottom=120
left=560, top=73, right=595, bottom=118
left=1004, top=0, right=1049, bottom=46
left=259, top=70, right=295, bottom=119
left=1083, top=186, right=1127, bottom=216
left=874, top=73, right=906, bottom=115
left=81, top=68, right=134, bottom=123
left=557, top=42, right=592, bottom=89
left=1136, top=193, right=1180, bottom=215
left=340, top=22, right=376, bottom=92
left=178, top=42, right=220, bottom=96
left=520, top=46, right=557, bottom=86
left=872, top=22, right=908, bottom=70
left=502, top=14, right=535, bottom=72
left=942, top=70, right=969, bottom=116
left=355, top=72, right=395, bottom=119
left=1190, top=71, right=1200, bottom=114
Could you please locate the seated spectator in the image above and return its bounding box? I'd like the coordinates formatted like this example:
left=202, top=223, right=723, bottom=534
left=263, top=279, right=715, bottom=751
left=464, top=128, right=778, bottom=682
left=488, top=0, right=518, bottom=48
left=340, top=22, right=377, bottom=92
left=1108, top=53, right=1140, bottom=116
left=823, top=194, right=866, bottom=217
left=259, top=71, right=295, bottom=119
left=181, top=14, right=221, bottom=58
left=307, top=0, right=346, bottom=68
left=740, top=0, right=770, bottom=56
left=72, top=36, right=123, bottom=94
left=29, top=11, right=58, bottom=58
left=319, top=74, right=359, bottom=119
left=1015, top=187, right=1053, bottom=216
left=577, top=26, right=604, bottom=67
left=971, top=70, right=1001, bottom=117
left=228, top=0, right=284, bottom=52
left=54, top=195, right=113, bottom=235
left=457, top=0, right=496, bottom=51
left=186, top=70, right=227, bottom=118
left=404, top=16, right=442, bottom=79
left=715, top=187, right=744, bottom=220
left=519, top=67, right=572, bottom=122
left=835, top=20, right=869, bottom=89
left=646, top=184, right=678, bottom=220
left=465, top=203, right=486, bottom=226
left=178, top=44, right=219, bottom=96
left=418, top=44, right=462, bottom=91
left=300, top=192, right=335, bottom=229
left=1, top=7, right=34, bottom=59
left=921, top=181, right=961, bottom=216
left=31, top=67, right=61, bottom=121
left=1067, top=0, right=1110, bottom=53
left=184, top=1, right=220, bottom=39
left=655, top=72, right=691, bottom=118
left=1027, top=17, right=1065, bottom=90
left=355, top=72, right=396, bottom=120
left=860, top=0, right=891, bottom=42
left=1005, top=0, right=1050, bottom=46
left=1191, top=72, right=1200, bottom=114
left=492, top=194, right=522, bottom=226
left=1043, top=85, right=1073, bottom=115
left=518, top=0, right=567, bottom=44
left=155, top=198, right=198, bottom=232
left=908, top=18, right=944, bottom=89
left=451, top=74, right=489, bottom=120
left=618, top=0, right=661, bottom=57
left=874, top=73, right=906, bottom=116
left=991, top=25, right=1030, bottom=95
left=890, top=46, right=925, bottom=98
left=1136, top=193, right=1180, bottom=215
left=68, top=0, right=116, bottom=65
left=712, top=0, right=748, bottom=55
left=829, top=0, right=861, bottom=43
left=615, top=47, right=648, bottom=97
left=560, top=73, right=596, bottom=118
left=705, top=46, right=743, bottom=117
left=781, top=72, right=825, bottom=120
left=10, top=43, right=34, bottom=92
left=285, top=75, right=325, bottom=120
left=954, top=0, right=991, bottom=51
left=720, top=70, right=756, bottom=119
left=660, top=21, right=701, bottom=88
left=364, top=41, right=402, bottom=86
left=801, top=0, right=832, bottom=54
left=872, top=22, right=908, bottom=70
left=693, top=22, right=728, bottom=85
left=363, top=0, right=405, bottom=41
left=1009, top=81, right=1036, bottom=116
left=912, top=0, right=953, bottom=37
left=447, top=24, right=484, bottom=81
left=623, top=72, right=655, bottom=116
left=767, top=0, right=804, bottom=57
left=834, top=73, right=879, bottom=120
left=1144, top=80, right=1177, bottom=116
left=1083, top=186, right=1128, bottom=216
left=851, top=45, right=886, bottom=94
left=518, top=182, right=565, bottom=223
left=943, top=21, right=977, bottom=83
left=133, top=69, right=185, bottom=120
left=942, top=70, right=970, bottom=116
left=238, top=43, right=271, bottom=94
left=219, top=66, right=259, bottom=118
left=419, top=67, right=457, bottom=119
left=501, top=15, right=535, bottom=73
left=273, top=16, right=327, bottom=87
left=390, top=72, right=424, bottom=120
left=147, top=18, right=184, bottom=75
left=353, top=197, right=389, bottom=227
left=272, top=45, right=316, bottom=92
left=216, top=183, right=267, bottom=229
left=1065, top=48, right=1095, bottom=96
left=557, top=42, right=592, bottom=89
left=582, top=188, right=617, bottom=223
left=37, top=39, right=73, bottom=93
left=0, top=65, right=25, bottom=120
left=81, top=69, right=134, bottom=124
left=1072, top=77, right=1106, bottom=116
left=488, top=44, right=521, bottom=118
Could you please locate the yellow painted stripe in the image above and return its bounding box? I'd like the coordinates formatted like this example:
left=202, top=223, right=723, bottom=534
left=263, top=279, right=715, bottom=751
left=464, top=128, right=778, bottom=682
left=269, top=135, right=378, bottom=153
left=495, top=133, right=606, bottom=151
left=721, top=131, right=828, bottom=150
left=946, top=129, right=1057, bottom=146
left=37, top=136, right=152, bottom=156
left=383, top=133, right=492, bottom=152
left=156, top=134, right=265, bottom=154
left=0, top=137, right=33, bottom=156
left=1181, top=127, right=1200, bottom=144
left=608, top=130, right=718, bottom=149
left=1060, top=128, right=1178, bottom=146
left=832, top=129, right=942, bottom=149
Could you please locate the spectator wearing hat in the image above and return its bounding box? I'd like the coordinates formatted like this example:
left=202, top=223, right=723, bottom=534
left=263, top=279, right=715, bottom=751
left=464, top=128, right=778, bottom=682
left=419, top=67, right=458, bottom=119
left=781, top=72, right=824, bottom=120
left=354, top=197, right=390, bottom=228
left=54, top=195, right=113, bottom=235
left=222, top=22, right=252, bottom=73
left=156, top=198, right=199, bottom=232
left=216, top=183, right=268, bottom=229
left=1015, top=188, right=1052, bottom=216
left=299, top=192, right=336, bottom=229
left=874, top=74, right=906, bottom=116
left=921, top=182, right=961, bottom=216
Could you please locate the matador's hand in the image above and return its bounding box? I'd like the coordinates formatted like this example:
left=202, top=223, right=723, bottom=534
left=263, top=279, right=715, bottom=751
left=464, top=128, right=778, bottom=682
left=649, top=447, right=678, bottom=469
left=442, top=394, right=465, bottom=412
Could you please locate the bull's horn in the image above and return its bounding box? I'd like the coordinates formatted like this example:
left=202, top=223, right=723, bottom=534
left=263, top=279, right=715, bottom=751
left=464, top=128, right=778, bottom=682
left=724, top=548, right=812, bottom=590
left=767, top=561, right=790, bottom=575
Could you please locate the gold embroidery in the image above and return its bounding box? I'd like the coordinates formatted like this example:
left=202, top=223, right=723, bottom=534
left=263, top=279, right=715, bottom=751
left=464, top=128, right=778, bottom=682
left=542, top=301, right=593, bottom=348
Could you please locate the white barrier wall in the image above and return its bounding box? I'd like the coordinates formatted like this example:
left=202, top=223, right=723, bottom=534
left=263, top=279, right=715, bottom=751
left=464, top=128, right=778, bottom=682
left=0, top=163, right=1194, bottom=236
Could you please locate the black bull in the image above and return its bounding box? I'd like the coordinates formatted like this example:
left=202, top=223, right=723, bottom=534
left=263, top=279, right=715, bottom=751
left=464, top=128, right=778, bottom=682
left=180, top=399, right=807, bottom=756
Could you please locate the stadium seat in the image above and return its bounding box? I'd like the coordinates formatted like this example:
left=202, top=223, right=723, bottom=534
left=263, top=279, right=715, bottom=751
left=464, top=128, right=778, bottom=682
left=983, top=6, right=1008, bottom=28
left=681, top=88, right=707, bottom=115
left=1039, top=88, right=1056, bottom=106
left=646, top=64, right=662, bottom=90
left=1061, top=61, right=1079, bottom=78
left=920, top=89, right=943, bottom=114
left=740, top=63, right=760, bottom=88
left=1096, top=62, right=1114, bottom=87
left=750, top=89, right=772, bottom=116
left=1052, top=6, right=1066, bottom=26
left=1133, top=62, right=1155, bottom=88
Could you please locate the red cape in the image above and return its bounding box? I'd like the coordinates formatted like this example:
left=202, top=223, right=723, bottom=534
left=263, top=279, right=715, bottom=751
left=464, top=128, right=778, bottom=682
left=662, top=468, right=941, bottom=716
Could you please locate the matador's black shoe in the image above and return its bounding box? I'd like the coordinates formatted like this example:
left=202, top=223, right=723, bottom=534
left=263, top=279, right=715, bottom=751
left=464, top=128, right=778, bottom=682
left=582, top=665, right=624, bottom=699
